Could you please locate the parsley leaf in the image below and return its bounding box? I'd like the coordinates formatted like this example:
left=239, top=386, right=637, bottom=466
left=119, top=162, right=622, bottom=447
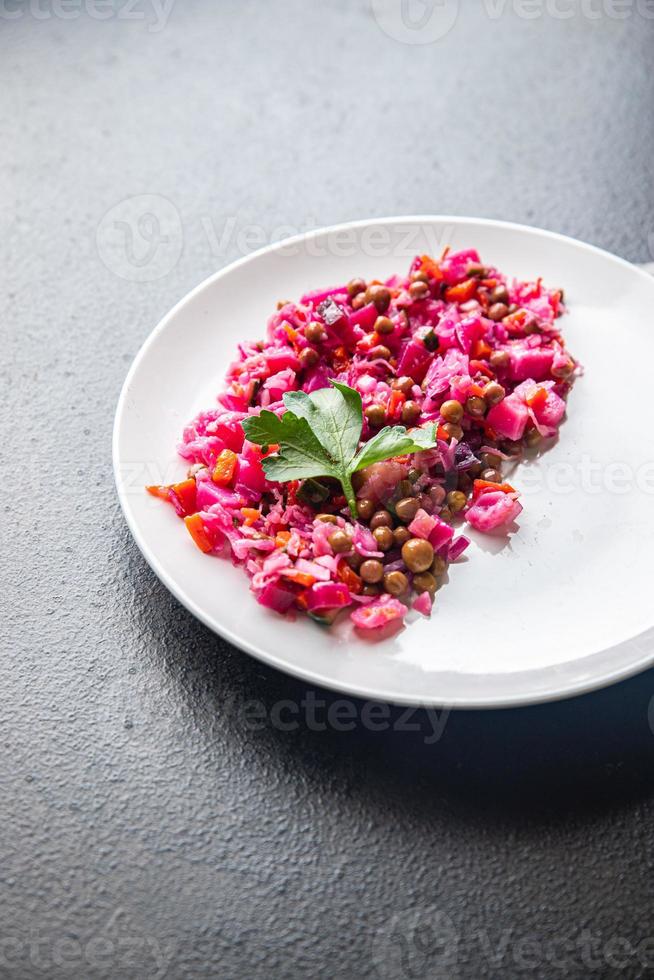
left=352, top=423, right=438, bottom=472
left=242, top=381, right=437, bottom=518
left=241, top=409, right=338, bottom=483
left=284, top=380, right=362, bottom=463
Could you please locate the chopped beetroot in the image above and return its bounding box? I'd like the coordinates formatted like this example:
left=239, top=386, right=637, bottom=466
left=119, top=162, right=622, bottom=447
left=397, top=339, right=432, bottom=383
left=448, top=534, right=470, bottom=561
left=429, top=518, right=455, bottom=553
left=257, top=581, right=298, bottom=613
left=530, top=387, right=566, bottom=434
left=486, top=394, right=530, bottom=440
left=413, top=591, right=433, bottom=617
left=305, top=582, right=351, bottom=611
left=408, top=508, right=436, bottom=540
left=509, top=345, right=554, bottom=381
left=348, top=303, right=378, bottom=332
left=265, top=349, right=300, bottom=373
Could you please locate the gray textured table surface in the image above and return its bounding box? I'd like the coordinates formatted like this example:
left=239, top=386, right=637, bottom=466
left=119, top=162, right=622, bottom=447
left=3, top=3, right=654, bottom=978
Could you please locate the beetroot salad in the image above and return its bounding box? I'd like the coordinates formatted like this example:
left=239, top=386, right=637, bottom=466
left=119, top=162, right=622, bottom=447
left=147, top=249, right=578, bottom=632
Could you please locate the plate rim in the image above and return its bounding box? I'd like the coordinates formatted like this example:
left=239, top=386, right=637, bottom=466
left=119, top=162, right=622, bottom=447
left=113, top=214, right=654, bottom=709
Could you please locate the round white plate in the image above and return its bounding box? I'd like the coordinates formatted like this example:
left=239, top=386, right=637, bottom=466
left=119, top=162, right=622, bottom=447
left=113, top=217, right=654, bottom=708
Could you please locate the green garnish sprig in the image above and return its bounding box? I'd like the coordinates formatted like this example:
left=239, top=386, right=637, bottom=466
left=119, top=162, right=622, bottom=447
left=242, top=381, right=437, bottom=518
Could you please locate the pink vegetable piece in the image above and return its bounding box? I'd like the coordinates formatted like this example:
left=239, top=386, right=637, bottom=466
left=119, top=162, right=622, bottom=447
left=428, top=518, right=454, bottom=553
left=413, top=592, right=433, bottom=617
left=305, top=582, right=351, bottom=612
left=466, top=490, right=523, bottom=533
left=257, top=582, right=297, bottom=614
left=440, top=248, right=481, bottom=284
left=348, top=302, right=378, bottom=332
left=351, top=595, right=408, bottom=630
left=532, top=388, right=566, bottom=433
left=408, top=508, right=436, bottom=540
left=397, top=339, right=432, bottom=383
left=509, top=345, right=554, bottom=381
left=291, top=559, right=330, bottom=581
left=486, top=394, right=530, bottom=440
left=236, top=456, right=267, bottom=495
left=448, top=535, right=470, bottom=561
left=214, top=412, right=246, bottom=452
left=265, top=349, right=300, bottom=373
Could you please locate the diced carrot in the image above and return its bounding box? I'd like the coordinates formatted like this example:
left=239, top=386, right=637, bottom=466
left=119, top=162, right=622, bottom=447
left=184, top=514, right=214, bottom=553
left=527, top=387, right=548, bottom=411
left=147, top=479, right=197, bottom=517
left=444, top=278, right=478, bottom=303
left=469, top=359, right=494, bottom=378
left=241, top=507, right=261, bottom=526
left=468, top=383, right=486, bottom=398
left=472, top=479, right=516, bottom=500
left=212, top=449, right=238, bottom=486
left=275, top=530, right=292, bottom=548
left=331, top=346, right=349, bottom=371
left=419, top=254, right=443, bottom=280
left=146, top=485, right=172, bottom=502
left=357, top=332, right=381, bottom=352
left=504, top=310, right=528, bottom=333
left=470, top=339, right=492, bottom=360
left=281, top=570, right=317, bottom=588
left=170, top=478, right=197, bottom=516
left=387, top=389, right=406, bottom=421
left=337, top=563, right=363, bottom=594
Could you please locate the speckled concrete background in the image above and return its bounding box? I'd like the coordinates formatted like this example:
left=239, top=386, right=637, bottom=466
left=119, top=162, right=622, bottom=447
left=3, top=2, right=654, bottom=978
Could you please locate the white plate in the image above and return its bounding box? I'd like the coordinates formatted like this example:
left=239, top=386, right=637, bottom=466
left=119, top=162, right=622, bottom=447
left=113, top=217, right=654, bottom=708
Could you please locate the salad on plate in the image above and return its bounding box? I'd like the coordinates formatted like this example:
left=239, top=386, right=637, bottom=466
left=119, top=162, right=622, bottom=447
left=147, top=249, right=578, bottom=633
